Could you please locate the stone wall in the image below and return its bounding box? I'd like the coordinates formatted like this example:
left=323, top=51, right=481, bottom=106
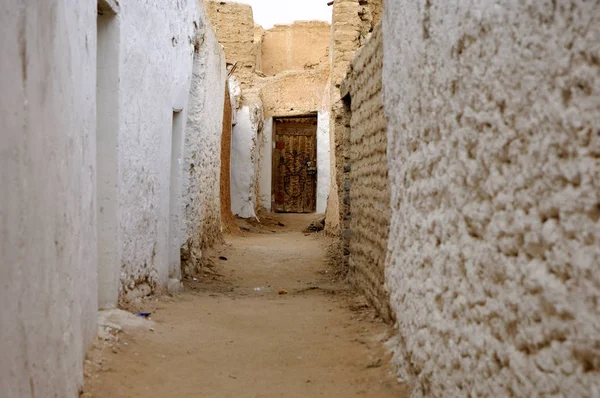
left=341, top=24, right=392, bottom=322
left=1, top=1, right=97, bottom=395
left=181, top=7, right=227, bottom=276
left=383, top=0, right=600, bottom=396
left=261, top=21, right=330, bottom=76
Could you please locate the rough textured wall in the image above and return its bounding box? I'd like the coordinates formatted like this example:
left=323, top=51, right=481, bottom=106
left=254, top=24, right=264, bottom=73
left=221, top=82, right=238, bottom=233
left=367, top=0, right=383, bottom=28
left=325, top=0, right=373, bottom=238
left=181, top=8, right=226, bottom=276
left=260, top=68, right=330, bottom=119
left=342, top=24, right=392, bottom=322
left=261, top=21, right=330, bottom=76
left=383, top=1, right=600, bottom=396
left=206, top=1, right=255, bottom=81
left=117, top=0, right=198, bottom=301
left=0, top=1, right=97, bottom=396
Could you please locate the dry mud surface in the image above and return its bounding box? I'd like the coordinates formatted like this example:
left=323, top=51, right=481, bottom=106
left=83, top=214, right=408, bottom=398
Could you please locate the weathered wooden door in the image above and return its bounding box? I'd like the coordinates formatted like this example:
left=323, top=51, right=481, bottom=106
left=272, top=116, right=318, bottom=213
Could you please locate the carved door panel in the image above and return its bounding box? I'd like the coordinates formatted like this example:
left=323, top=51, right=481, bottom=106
left=272, top=116, right=317, bottom=213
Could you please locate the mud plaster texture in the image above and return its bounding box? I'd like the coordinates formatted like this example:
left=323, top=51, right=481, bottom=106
left=325, top=0, right=378, bottom=237
left=341, top=24, right=393, bottom=323
left=260, top=68, right=330, bottom=119
left=1, top=2, right=97, bottom=396
left=383, top=1, right=600, bottom=396
left=181, top=8, right=226, bottom=277
left=254, top=24, right=264, bottom=73
left=261, top=21, right=331, bottom=76
left=206, top=1, right=256, bottom=91
left=221, top=82, right=239, bottom=233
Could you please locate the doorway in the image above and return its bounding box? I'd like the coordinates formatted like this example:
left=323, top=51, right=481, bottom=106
left=272, top=115, right=318, bottom=213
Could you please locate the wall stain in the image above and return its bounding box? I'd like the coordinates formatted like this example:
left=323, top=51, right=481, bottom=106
left=19, top=14, right=27, bottom=85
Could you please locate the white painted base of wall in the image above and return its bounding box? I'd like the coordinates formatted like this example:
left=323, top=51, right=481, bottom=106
left=317, top=111, right=331, bottom=213
left=231, top=106, right=260, bottom=218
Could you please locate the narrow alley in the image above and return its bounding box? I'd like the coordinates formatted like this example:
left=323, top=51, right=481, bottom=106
left=3, top=0, right=600, bottom=397
left=83, top=215, right=407, bottom=397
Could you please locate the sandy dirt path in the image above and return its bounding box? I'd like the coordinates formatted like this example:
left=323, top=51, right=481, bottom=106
left=83, top=215, right=408, bottom=398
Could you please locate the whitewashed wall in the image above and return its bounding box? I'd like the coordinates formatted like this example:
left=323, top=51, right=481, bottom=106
left=181, top=10, right=227, bottom=275
left=258, top=118, right=274, bottom=211
left=317, top=111, right=331, bottom=213
left=0, top=1, right=97, bottom=396
left=114, top=0, right=199, bottom=301
left=231, top=105, right=262, bottom=218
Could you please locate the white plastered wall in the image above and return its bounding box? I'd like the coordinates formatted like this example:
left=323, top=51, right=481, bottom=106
left=231, top=105, right=262, bottom=218
left=113, top=0, right=199, bottom=300
left=317, top=111, right=331, bottom=213
left=97, top=2, right=121, bottom=309
left=180, top=9, right=227, bottom=274
left=258, top=118, right=274, bottom=211
left=0, top=2, right=97, bottom=396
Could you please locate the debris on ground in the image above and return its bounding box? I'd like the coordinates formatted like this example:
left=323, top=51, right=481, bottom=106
left=366, top=358, right=383, bottom=369
left=303, top=217, right=325, bottom=233
left=219, top=256, right=228, bottom=261
left=278, top=289, right=288, bottom=295
left=297, top=286, right=321, bottom=293
left=97, top=309, right=155, bottom=342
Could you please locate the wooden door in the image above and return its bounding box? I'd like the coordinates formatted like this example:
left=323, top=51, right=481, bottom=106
left=272, top=116, right=318, bottom=213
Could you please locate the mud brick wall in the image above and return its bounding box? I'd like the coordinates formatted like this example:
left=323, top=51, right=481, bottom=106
left=341, top=25, right=392, bottom=322
left=383, top=0, right=600, bottom=396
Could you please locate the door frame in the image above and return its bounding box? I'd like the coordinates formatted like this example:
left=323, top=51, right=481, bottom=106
left=271, top=112, right=319, bottom=213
